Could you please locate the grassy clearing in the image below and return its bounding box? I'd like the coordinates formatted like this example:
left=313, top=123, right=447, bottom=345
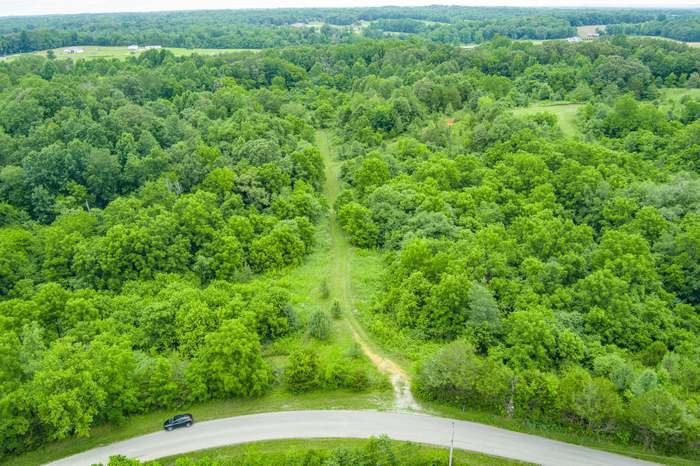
left=1, top=45, right=257, bottom=61
left=657, top=87, right=700, bottom=114
left=315, top=130, right=416, bottom=372
left=157, top=438, right=530, bottom=466
left=626, top=36, right=700, bottom=48
left=659, top=87, right=700, bottom=101
left=255, top=150, right=388, bottom=392
left=512, top=102, right=582, bottom=137
left=314, top=129, right=415, bottom=408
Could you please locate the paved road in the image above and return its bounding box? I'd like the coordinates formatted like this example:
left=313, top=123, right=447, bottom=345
left=47, top=410, right=657, bottom=466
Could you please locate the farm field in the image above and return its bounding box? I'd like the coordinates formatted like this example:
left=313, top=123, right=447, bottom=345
left=1, top=45, right=258, bottom=61
left=577, top=24, right=606, bottom=37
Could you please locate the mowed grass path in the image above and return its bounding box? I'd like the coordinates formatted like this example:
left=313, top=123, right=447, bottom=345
left=1, top=45, right=258, bottom=61
left=315, top=130, right=419, bottom=410
left=512, top=102, right=581, bottom=137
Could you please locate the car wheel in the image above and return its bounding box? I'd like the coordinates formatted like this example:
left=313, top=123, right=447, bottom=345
left=166, top=426, right=173, bottom=431
left=186, top=421, right=192, bottom=427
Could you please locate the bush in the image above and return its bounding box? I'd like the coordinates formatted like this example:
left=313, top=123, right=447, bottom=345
left=319, top=279, right=330, bottom=299
left=345, top=366, right=370, bottom=392
left=415, top=340, right=513, bottom=413
left=285, top=349, right=319, bottom=393
left=322, top=357, right=349, bottom=389
left=308, top=310, right=331, bottom=340
left=284, top=304, right=300, bottom=332
left=331, top=300, right=342, bottom=319
left=346, top=342, right=363, bottom=359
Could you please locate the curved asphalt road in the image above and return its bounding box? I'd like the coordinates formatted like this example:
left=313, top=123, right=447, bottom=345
left=47, top=410, right=657, bottom=466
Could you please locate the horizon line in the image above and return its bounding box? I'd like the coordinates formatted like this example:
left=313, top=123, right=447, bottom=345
left=2, top=4, right=699, bottom=21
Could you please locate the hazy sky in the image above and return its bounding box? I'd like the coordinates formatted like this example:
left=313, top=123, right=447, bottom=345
left=0, top=0, right=697, bottom=18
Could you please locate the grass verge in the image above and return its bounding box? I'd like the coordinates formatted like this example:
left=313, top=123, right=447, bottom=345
left=156, top=438, right=531, bottom=466
left=420, top=400, right=698, bottom=466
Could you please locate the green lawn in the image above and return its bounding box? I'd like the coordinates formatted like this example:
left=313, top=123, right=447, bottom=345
left=512, top=102, right=582, bottom=137
left=1, top=45, right=258, bottom=61
left=157, top=438, right=531, bottom=466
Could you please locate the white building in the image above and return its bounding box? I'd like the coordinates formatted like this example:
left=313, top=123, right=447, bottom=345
left=127, top=45, right=139, bottom=51
left=567, top=37, right=582, bottom=43
left=63, top=47, right=84, bottom=54
left=144, top=45, right=162, bottom=50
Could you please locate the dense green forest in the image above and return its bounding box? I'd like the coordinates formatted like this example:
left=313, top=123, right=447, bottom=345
left=606, top=16, right=700, bottom=42
left=1, top=7, right=700, bottom=463
left=0, top=45, right=387, bottom=458
left=329, top=37, right=700, bottom=454
left=1, top=7, right=700, bottom=55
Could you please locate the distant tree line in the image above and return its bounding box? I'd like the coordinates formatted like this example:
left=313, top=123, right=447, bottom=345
left=605, top=17, right=700, bottom=42
left=1, top=7, right=698, bottom=55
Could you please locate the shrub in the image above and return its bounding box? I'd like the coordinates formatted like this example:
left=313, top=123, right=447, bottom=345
left=308, top=310, right=331, bottom=340
left=346, top=342, right=363, bottom=359
left=331, top=300, right=342, bottom=319
left=284, top=304, right=300, bottom=332
left=344, top=366, right=370, bottom=392
left=319, top=279, right=330, bottom=299
left=322, top=356, right=349, bottom=389
left=285, top=348, right=319, bottom=393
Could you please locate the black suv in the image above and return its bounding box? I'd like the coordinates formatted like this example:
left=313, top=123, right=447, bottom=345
left=163, top=413, right=194, bottom=431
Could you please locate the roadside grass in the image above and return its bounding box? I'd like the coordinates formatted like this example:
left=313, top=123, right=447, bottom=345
left=156, top=438, right=531, bottom=466
left=421, top=401, right=698, bottom=466
left=1, top=45, right=258, bottom=61
left=512, top=102, right=582, bottom=137
left=5, top=389, right=393, bottom=466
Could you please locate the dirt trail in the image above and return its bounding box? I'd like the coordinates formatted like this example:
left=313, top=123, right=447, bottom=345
left=316, top=130, right=419, bottom=412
